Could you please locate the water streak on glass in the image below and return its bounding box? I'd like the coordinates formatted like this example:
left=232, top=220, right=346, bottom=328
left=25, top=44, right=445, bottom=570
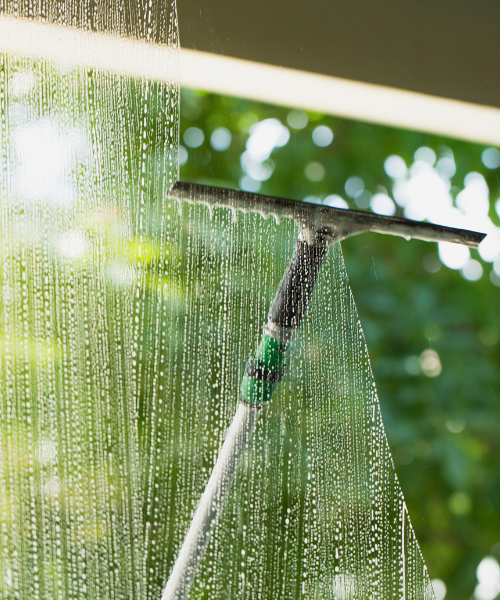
left=0, top=1, right=178, bottom=598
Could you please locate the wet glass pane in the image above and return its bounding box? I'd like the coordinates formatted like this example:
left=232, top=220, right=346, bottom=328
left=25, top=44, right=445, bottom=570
left=0, top=4, right=434, bottom=599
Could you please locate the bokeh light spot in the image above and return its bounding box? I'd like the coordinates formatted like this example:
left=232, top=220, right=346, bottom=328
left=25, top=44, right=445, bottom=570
left=392, top=180, right=410, bottom=207
left=183, top=127, right=204, bottom=148
left=345, top=176, right=364, bottom=198
left=404, top=356, right=421, bottom=375
left=475, top=556, right=500, bottom=600
left=436, top=156, right=456, bottom=179
left=370, top=193, right=395, bottom=216
left=304, top=162, right=325, bottom=182
left=354, top=190, right=372, bottom=209
left=431, top=579, right=447, bottom=600
left=312, top=125, right=334, bottom=147
left=324, top=195, right=348, bottom=209
left=482, top=148, right=500, bottom=170
left=384, top=155, right=407, bottom=179
left=240, top=152, right=275, bottom=181
left=456, top=175, right=489, bottom=217
left=246, top=119, right=289, bottom=161
left=422, top=253, right=441, bottom=273
left=478, top=231, right=500, bottom=263
left=478, top=556, right=500, bottom=583
left=446, top=417, right=465, bottom=434
left=210, top=127, right=232, bottom=151
left=438, top=242, right=470, bottom=270
left=239, top=175, right=261, bottom=193
left=287, top=109, right=308, bottom=130
left=462, top=259, right=483, bottom=281
left=179, top=144, right=188, bottom=166
left=490, top=270, right=500, bottom=287
left=399, top=163, right=455, bottom=224
left=303, top=195, right=321, bottom=204
left=414, top=146, right=436, bottom=166
left=464, top=171, right=485, bottom=187
left=106, top=260, right=136, bottom=288
left=479, top=326, right=499, bottom=346
left=420, top=349, right=442, bottom=377
left=13, top=119, right=88, bottom=205
left=56, top=230, right=87, bottom=260
left=448, top=491, right=472, bottom=516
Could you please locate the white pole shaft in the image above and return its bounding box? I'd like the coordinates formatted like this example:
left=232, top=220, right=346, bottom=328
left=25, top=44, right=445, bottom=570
left=161, top=402, right=260, bottom=600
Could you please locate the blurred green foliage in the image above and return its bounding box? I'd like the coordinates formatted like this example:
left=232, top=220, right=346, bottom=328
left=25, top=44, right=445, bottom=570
left=179, top=88, right=500, bottom=600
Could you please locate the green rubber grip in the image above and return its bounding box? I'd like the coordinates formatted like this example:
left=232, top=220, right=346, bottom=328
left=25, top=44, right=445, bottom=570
left=240, top=334, right=290, bottom=406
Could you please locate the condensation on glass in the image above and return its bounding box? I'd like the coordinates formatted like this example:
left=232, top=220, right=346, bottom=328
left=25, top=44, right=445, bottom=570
left=0, top=2, right=434, bottom=599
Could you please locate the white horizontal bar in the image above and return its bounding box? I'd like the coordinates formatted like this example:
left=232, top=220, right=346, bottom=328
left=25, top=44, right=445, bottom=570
left=0, top=15, right=178, bottom=81
left=1, top=15, right=499, bottom=146
left=179, top=49, right=500, bottom=147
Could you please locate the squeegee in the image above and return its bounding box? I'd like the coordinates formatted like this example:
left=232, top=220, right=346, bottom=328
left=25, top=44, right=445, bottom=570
left=162, top=181, right=485, bottom=600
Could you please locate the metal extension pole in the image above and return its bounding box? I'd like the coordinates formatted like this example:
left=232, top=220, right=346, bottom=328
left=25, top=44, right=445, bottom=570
left=161, top=402, right=261, bottom=600
left=162, top=230, right=329, bottom=600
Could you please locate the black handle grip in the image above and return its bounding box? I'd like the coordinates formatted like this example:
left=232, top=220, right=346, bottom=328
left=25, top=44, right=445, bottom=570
left=268, top=236, right=328, bottom=331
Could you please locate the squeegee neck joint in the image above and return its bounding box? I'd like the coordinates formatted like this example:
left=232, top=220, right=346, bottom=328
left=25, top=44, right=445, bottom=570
left=296, top=224, right=332, bottom=247
left=240, top=232, right=329, bottom=407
